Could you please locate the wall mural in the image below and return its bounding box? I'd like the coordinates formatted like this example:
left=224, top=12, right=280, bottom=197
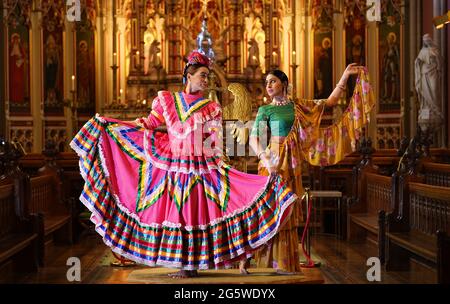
left=75, top=1, right=97, bottom=116
left=378, top=0, right=402, bottom=113
left=344, top=1, right=366, bottom=102
left=42, top=0, right=65, bottom=115
left=312, top=0, right=334, bottom=100
left=6, top=1, right=31, bottom=114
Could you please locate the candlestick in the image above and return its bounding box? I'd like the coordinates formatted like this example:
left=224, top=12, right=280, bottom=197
left=135, top=51, right=140, bottom=67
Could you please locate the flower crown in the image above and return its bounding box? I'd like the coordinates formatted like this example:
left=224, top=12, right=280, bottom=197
left=186, top=50, right=211, bottom=68
left=182, top=51, right=211, bottom=84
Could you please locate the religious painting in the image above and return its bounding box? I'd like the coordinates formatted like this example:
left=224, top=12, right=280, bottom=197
left=312, top=0, right=334, bottom=99
left=43, top=30, right=64, bottom=115
left=7, top=3, right=31, bottom=114
left=345, top=5, right=366, bottom=102
left=378, top=0, right=402, bottom=113
left=42, top=0, right=65, bottom=115
left=75, top=4, right=97, bottom=116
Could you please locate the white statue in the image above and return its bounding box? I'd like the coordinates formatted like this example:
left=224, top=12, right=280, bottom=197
left=415, top=34, right=444, bottom=132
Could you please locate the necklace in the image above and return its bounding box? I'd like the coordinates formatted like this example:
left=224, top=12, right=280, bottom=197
left=272, top=97, right=291, bottom=106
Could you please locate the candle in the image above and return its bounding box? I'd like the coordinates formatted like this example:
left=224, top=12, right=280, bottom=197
left=272, top=51, right=278, bottom=64
left=292, top=51, right=296, bottom=64
left=135, top=51, right=140, bottom=66
left=142, top=99, right=147, bottom=105
left=113, top=52, right=117, bottom=65
left=71, top=75, right=75, bottom=91
left=263, top=96, right=267, bottom=104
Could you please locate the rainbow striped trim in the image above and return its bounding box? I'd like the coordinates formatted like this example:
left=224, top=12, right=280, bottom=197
left=104, top=123, right=152, bottom=213
left=173, top=92, right=211, bottom=122
left=204, top=166, right=231, bottom=211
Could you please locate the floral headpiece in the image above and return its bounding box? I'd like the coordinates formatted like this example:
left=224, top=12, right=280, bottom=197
left=186, top=50, right=211, bottom=67
left=182, top=50, right=211, bottom=84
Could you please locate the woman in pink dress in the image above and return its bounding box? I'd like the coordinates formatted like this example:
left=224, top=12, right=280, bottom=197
left=70, top=51, right=297, bottom=278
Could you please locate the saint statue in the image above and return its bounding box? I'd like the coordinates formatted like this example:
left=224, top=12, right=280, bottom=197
left=414, top=34, right=443, bottom=132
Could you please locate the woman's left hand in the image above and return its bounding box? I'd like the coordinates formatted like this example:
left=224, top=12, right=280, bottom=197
left=343, top=63, right=364, bottom=78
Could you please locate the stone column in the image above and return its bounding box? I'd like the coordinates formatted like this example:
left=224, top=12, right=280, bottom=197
left=229, top=0, right=242, bottom=75
left=30, top=7, right=43, bottom=152
left=64, top=14, right=75, bottom=140
left=0, top=1, right=5, bottom=137
left=366, top=15, right=378, bottom=142
left=167, top=0, right=182, bottom=78
left=406, top=0, right=423, bottom=139
left=96, top=5, right=106, bottom=111
left=433, top=0, right=447, bottom=146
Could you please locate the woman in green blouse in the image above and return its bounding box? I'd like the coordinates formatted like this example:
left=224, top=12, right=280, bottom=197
left=243, top=66, right=365, bottom=275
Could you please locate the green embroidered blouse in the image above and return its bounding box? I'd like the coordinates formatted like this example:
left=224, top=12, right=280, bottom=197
left=250, top=103, right=295, bottom=137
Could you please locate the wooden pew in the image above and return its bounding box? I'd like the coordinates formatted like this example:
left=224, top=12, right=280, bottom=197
left=437, top=230, right=450, bottom=284
left=420, top=162, right=450, bottom=187
left=55, top=152, right=88, bottom=240
left=18, top=153, right=45, bottom=177
left=0, top=184, right=39, bottom=281
left=347, top=169, right=394, bottom=263
left=25, top=172, right=73, bottom=266
left=386, top=181, right=450, bottom=283
left=20, top=150, right=89, bottom=242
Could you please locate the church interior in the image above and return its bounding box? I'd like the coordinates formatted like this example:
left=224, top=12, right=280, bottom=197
left=1, top=0, right=450, bottom=285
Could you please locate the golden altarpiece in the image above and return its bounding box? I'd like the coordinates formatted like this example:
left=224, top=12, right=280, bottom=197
left=2, top=0, right=443, bottom=153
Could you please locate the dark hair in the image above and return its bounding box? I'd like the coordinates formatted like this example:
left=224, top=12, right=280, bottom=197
left=267, top=69, right=289, bottom=94
left=182, top=63, right=210, bottom=84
